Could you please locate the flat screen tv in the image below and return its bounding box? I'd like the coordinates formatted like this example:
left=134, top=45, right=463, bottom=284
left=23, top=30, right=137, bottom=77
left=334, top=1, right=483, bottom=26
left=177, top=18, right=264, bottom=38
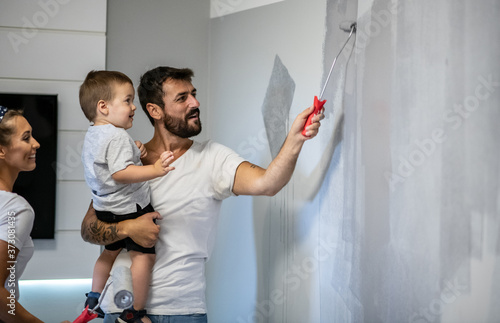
left=0, top=93, right=58, bottom=239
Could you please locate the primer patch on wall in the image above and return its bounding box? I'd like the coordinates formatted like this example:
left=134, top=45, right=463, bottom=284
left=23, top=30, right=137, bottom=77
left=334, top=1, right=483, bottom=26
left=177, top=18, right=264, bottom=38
left=210, top=0, right=285, bottom=18
left=261, top=55, right=295, bottom=159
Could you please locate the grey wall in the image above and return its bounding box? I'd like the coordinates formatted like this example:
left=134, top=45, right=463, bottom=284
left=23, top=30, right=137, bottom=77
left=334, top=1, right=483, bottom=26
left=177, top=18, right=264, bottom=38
left=106, top=0, right=210, bottom=143
left=351, top=0, right=500, bottom=322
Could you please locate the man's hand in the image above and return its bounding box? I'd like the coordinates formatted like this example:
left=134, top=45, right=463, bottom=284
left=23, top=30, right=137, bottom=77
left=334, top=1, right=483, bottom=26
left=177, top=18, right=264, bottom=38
left=135, top=140, right=148, bottom=158
left=233, top=104, right=324, bottom=196
left=293, top=105, right=325, bottom=139
left=81, top=202, right=162, bottom=248
left=120, top=211, right=162, bottom=248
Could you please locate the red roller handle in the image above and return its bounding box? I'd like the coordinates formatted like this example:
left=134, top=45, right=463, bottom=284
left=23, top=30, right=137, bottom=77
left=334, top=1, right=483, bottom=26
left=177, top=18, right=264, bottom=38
left=73, top=305, right=98, bottom=323
left=302, top=96, right=326, bottom=136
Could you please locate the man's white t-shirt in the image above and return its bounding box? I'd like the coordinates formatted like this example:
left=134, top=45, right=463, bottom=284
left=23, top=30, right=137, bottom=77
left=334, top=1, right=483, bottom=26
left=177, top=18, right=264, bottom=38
left=0, top=191, right=35, bottom=300
left=102, top=140, right=245, bottom=315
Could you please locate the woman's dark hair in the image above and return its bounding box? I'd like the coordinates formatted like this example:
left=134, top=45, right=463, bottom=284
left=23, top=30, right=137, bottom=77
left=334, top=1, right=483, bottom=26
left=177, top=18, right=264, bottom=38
left=0, top=109, right=24, bottom=146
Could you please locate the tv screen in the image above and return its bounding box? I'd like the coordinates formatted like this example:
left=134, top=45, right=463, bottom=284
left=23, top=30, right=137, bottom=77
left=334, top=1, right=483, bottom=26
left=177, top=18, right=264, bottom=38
left=0, top=93, right=58, bottom=239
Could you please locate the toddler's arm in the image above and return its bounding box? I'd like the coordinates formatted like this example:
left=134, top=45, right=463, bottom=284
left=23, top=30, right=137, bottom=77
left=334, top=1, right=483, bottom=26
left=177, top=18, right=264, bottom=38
left=112, top=151, right=174, bottom=184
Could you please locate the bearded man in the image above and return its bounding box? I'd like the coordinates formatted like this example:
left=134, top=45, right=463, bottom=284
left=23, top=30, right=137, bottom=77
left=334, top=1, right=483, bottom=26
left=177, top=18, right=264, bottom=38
left=81, top=66, right=324, bottom=323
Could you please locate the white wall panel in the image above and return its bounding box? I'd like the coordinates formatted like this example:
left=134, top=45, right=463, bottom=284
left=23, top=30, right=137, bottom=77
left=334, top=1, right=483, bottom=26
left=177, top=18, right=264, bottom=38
left=0, top=0, right=106, bottom=32
left=0, top=79, right=89, bottom=131
left=0, top=30, right=105, bottom=80
left=21, top=231, right=100, bottom=280
left=0, top=0, right=106, bottom=303
left=56, top=130, right=86, bottom=181
left=56, top=181, right=91, bottom=231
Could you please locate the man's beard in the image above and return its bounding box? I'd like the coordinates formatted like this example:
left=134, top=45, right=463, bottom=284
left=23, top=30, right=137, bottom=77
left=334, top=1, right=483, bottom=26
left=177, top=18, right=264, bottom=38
left=163, top=108, right=202, bottom=138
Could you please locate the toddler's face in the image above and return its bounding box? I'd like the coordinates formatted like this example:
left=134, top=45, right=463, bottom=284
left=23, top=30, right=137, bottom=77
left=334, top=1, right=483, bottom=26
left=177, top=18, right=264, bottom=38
left=106, top=82, right=136, bottom=129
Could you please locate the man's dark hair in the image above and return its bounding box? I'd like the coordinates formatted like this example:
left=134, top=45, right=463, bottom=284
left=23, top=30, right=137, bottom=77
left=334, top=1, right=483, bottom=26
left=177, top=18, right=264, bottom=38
left=138, top=66, right=194, bottom=125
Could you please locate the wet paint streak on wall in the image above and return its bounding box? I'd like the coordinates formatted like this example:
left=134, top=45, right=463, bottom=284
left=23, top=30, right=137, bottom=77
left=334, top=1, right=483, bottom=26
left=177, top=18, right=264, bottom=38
left=346, top=0, right=500, bottom=322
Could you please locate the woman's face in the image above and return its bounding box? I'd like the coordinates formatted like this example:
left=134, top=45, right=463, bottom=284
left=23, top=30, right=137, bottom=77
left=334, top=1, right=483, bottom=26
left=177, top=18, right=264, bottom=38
left=1, top=116, right=40, bottom=172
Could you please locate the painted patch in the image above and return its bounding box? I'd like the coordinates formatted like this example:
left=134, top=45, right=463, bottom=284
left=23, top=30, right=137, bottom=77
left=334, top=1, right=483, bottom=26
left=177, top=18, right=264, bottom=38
left=261, top=55, right=295, bottom=159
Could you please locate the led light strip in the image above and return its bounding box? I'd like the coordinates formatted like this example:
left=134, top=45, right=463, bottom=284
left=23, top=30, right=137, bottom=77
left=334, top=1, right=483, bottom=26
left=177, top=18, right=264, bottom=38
left=19, top=278, right=92, bottom=287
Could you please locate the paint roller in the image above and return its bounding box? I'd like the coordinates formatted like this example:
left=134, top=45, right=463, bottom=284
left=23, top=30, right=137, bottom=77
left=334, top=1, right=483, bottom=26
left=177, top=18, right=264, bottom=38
left=111, top=265, right=134, bottom=309
left=302, top=21, right=357, bottom=136
left=72, top=266, right=134, bottom=323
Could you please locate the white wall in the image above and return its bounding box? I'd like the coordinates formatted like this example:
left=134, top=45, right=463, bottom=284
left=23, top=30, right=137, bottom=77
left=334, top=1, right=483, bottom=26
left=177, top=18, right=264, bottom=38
left=207, top=0, right=336, bottom=321
left=0, top=0, right=106, bottom=321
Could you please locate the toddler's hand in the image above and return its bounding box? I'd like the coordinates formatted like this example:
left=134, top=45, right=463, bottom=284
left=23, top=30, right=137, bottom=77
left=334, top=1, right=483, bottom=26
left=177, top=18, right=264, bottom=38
left=155, top=151, right=175, bottom=176
left=135, top=140, right=148, bottom=158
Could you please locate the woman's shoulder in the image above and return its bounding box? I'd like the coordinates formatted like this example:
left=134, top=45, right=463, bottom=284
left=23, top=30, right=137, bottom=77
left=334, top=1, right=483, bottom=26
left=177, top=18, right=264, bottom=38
left=0, top=191, right=33, bottom=214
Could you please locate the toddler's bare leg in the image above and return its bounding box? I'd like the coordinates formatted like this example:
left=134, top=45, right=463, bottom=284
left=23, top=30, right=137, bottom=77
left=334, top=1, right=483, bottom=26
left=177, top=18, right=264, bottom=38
left=92, top=248, right=122, bottom=292
left=129, top=251, right=155, bottom=310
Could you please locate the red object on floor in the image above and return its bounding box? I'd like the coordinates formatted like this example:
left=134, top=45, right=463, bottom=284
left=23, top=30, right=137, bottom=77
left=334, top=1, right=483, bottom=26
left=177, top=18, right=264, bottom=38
left=72, top=305, right=98, bottom=323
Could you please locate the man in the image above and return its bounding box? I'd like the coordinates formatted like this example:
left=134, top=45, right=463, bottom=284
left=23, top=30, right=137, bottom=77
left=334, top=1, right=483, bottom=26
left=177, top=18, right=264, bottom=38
left=81, top=66, right=324, bottom=323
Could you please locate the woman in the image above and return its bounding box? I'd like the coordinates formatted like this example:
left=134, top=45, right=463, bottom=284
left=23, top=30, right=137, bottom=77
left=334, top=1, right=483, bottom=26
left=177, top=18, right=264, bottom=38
left=0, top=107, right=70, bottom=323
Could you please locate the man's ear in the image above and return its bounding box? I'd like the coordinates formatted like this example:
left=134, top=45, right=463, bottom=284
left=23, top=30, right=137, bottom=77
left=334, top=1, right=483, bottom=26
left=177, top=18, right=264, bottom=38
left=0, top=146, right=6, bottom=160
left=97, top=100, right=108, bottom=116
left=146, top=103, right=163, bottom=121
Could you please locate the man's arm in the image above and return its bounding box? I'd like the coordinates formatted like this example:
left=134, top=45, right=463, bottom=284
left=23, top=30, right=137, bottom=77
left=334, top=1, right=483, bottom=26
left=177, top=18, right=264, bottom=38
left=81, top=201, right=160, bottom=248
left=233, top=105, right=324, bottom=196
